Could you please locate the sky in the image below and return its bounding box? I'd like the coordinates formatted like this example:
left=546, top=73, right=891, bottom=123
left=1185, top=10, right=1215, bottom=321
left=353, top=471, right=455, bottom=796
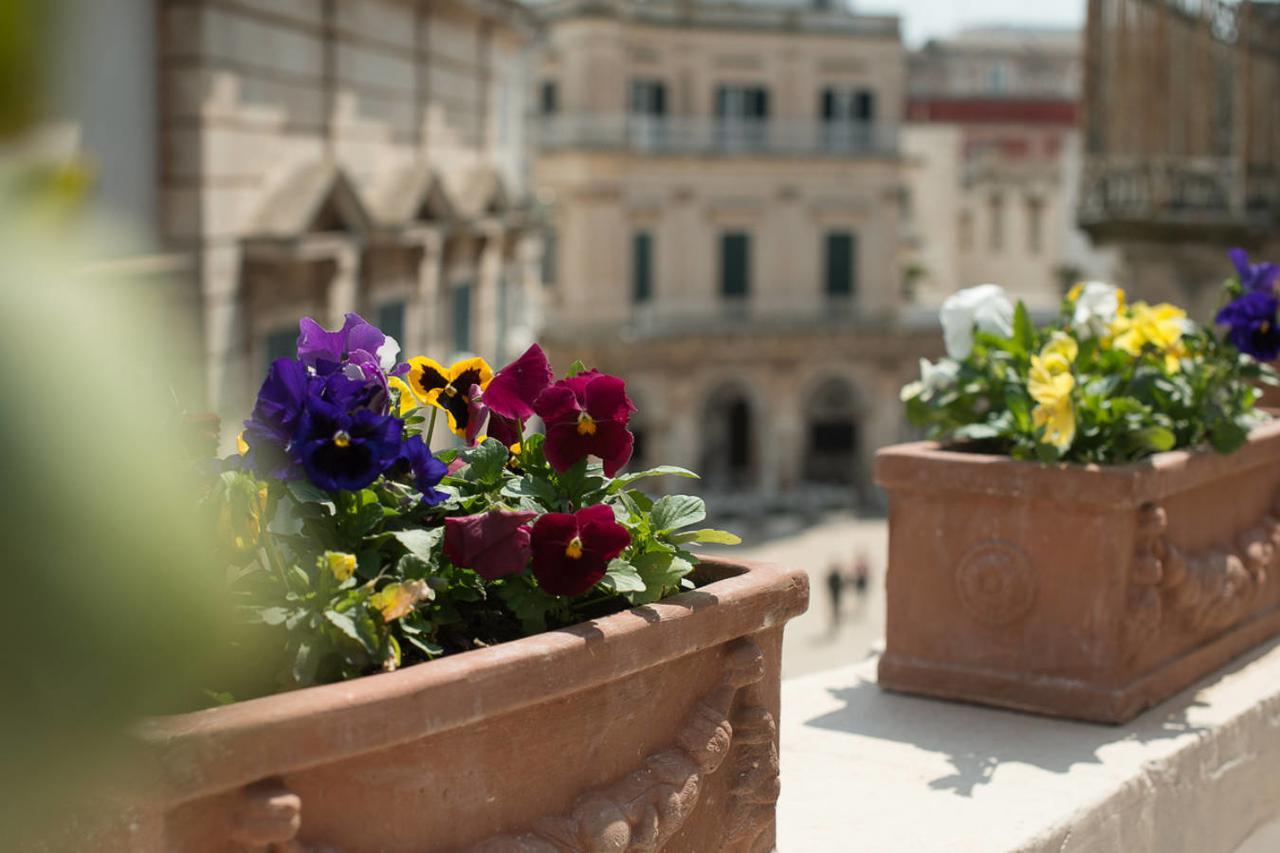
left=858, top=0, right=1086, bottom=47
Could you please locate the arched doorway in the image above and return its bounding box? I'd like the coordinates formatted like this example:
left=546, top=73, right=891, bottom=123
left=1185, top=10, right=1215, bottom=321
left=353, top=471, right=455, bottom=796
left=699, top=384, right=756, bottom=492
left=802, top=377, right=862, bottom=488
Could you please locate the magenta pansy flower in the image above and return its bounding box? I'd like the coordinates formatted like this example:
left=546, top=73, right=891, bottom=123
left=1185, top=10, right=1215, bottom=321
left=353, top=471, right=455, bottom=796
left=533, top=370, right=636, bottom=477
left=484, top=344, right=554, bottom=421
left=529, top=505, right=631, bottom=596
left=443, top=509, right=536, bottom=580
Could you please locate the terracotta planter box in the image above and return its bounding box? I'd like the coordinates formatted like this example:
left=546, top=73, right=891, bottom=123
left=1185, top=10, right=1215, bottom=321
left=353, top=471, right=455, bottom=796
left=875, top=419, right=1280, bottom=724
left=85, top=559, right=806, bottom=852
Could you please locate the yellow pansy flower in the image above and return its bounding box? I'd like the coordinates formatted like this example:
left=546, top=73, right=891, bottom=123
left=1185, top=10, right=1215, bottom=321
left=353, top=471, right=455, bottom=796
left=1028, top=336, right=1077, bottom=451
left=1033, top=398, right=1076, bottom=451
left=324, top=551, right=357, bottom=583
left=236, top=430, right=250, bottom=456
left=388, top=376, right=421, bottom=417
left=1111, top=302, right=1186, bottom=357
left=404, top=356, right=494, bottom=438
left=369, top=580, right=431, bottom=623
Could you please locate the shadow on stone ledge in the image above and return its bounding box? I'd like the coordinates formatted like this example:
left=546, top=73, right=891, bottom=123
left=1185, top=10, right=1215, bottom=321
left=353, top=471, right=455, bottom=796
left=795, top=647, right=1280, bottom=797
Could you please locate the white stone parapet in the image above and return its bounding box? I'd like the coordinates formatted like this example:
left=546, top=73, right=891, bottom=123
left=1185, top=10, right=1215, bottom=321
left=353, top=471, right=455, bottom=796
left=779, top=640, right=1280, bottom=852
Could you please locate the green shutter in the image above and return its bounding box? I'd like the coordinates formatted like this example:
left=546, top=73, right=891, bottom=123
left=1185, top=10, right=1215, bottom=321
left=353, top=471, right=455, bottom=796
left=720, top=232, right=750, bottom=298
left=452, top=283, right=472, bottom=353
left=825, top=231, right=856, bottom=297
left=632, top=232, right=653, bottom=303
left=264, top=327, right=296, bottom=370
left=376, top=300, right=406, bottom=345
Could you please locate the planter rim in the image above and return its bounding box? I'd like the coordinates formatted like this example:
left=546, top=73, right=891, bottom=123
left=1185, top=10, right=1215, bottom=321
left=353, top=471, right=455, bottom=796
left=875, top=417, right=1280, bottom=508
left=132, top=557, right=806, bottom=809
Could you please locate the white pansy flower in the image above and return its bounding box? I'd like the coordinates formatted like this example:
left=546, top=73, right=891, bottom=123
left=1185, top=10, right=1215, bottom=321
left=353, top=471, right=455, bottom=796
left=1070, top=281, right=1122, bottom=339
left=377, top=336, right=401, bottom=372
left=901, top=357, right=960, bottom=402
left=940, top=284, right=1014, bottom=359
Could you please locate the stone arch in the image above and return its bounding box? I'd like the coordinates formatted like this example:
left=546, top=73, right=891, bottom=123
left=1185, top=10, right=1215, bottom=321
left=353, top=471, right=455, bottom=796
left=698, top=379, right=760, bottom=492
left=800, top=374, right=865, bottom=488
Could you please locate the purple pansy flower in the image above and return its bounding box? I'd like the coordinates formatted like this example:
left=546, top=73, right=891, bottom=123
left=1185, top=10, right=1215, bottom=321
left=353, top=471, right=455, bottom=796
left=240, top=358, right=310, bottom=478
left=392, top=435, right=448, bottom=506
left=293, top=397, right=404, bottom=491
left=1230, top=248, right=1280, bottom=295
left=1217, top=289, right=1280, bottom=362
left=297, top=313, right=402, bottom=374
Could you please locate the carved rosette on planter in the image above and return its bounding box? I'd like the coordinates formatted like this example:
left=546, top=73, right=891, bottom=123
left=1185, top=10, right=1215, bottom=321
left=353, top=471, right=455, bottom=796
left=83, top=559, right=806, bottom=852
left=875, top=419, right=1280, bottom=724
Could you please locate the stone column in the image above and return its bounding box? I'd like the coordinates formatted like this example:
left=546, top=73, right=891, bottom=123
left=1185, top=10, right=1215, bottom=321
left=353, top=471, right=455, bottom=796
left=200, top=242, right=246, bottom=431
left=326, top=240, right=361, bottom=326
left=474, top=226, right=504, bottom=358
left=410, top=230, right=443, bottom=356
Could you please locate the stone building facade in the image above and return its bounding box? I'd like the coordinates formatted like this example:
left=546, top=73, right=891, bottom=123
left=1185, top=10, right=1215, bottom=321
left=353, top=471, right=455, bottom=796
left=902, top=28, right=1116, bottom=314
left=1079, top=0, right=1280, bottom=323
left=53, top=0, right=546, bottom=429
left=531, top=0, right=938, bottom=508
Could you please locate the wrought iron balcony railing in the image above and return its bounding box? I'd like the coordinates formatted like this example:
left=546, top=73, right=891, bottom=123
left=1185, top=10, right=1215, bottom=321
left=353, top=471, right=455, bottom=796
left=535, top=114, right=899, bottom=157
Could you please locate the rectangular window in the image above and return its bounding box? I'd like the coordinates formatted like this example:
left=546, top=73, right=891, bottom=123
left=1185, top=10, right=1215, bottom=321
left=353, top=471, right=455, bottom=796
left=820, top=88, right=876, bottom=122
left=376, top=300, right=406, bottom=346
left=632, top=231, right=653, bottom=304
left=824, top=231, right=857, bottom=297
left=540, top=80, right=558, bottom=115
left=1027, top=197, right=1044, bottom=255
left=541, top=230, right=557, bottom=286
left=720, top=232, right=750, bottom=299
left=263, top=327, right=297, bottom=370
left=452, top=282, right=472, bottom=353
left=989, top=194, right=1005, bottom=252
left=629, top=79, right=667, bottom=116
left=715, top=85, right=770, bottom=120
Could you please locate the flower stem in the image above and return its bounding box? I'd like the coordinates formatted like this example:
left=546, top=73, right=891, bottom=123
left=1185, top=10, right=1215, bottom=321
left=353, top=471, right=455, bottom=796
left=425, top=406, right=439, bottom=449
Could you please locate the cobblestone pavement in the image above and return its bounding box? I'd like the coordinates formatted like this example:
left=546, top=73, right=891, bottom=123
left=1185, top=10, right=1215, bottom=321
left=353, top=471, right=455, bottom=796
left=706, top=512, right=888, bottom=679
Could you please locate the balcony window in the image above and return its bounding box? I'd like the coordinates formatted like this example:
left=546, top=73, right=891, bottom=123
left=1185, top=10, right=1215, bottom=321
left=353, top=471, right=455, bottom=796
left=715, top=85, right=769, bottom=150
left=632, top=231, right=653, bottom=304
left=824, top=231, right=857, bottom=298
left=376, top=300, right=406, bottom=347
left=821, top=88, right=877, bottom=151
left=452, top=282, right=472, bottom=354
left=629, top=79, right=667, bottom=117
left=720, top=231, right=751, bottom=300
left=263, top=327, right=297, bottom=371
left=541, top=230, right=557, bottom=287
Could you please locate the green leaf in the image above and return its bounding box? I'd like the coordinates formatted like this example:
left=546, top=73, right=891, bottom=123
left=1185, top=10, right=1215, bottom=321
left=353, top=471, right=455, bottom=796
left=566, top=359, right=588, bottom=378
left=607, top=466, right=700, bottom=493
left=1012, top=300, right=1035, bottom=354
left=389, top=528, right=443, bottom=563
left=670, top=528, right=742, bottom=545
left=267, top=496, right=306, bottom=536
left=396, top=553, right=432, bottom=580
left=463, top=438, right=509, bottom=484
left=497, top=579, right=560, bottom=633
left=324, top=609, right=363, bottom=645
left=953, top=422, right=1002, bottom=441
left=559, top=458, right=605, bottom=504
left=599, top=559, right=647, bottom=593
left=630, top=552, right=694, bottom=604
left=650, top=495, right=706, bottom=532
left=1209, top=419, right=1249, bottom=454
left=1132, top=426, right=1176, bottom=453
left=286, top=479, right=336, bottom=511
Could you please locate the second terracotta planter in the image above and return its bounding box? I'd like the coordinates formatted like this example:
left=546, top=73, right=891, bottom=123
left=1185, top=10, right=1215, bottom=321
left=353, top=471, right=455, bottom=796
left=78, top=558, right=807, bottom=852
left=875, top=419, right=1280, bottom=724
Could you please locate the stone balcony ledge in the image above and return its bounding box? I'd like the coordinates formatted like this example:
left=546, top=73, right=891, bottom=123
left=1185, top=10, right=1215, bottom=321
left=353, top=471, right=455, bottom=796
left=778, top=639, right=1280, bottom=852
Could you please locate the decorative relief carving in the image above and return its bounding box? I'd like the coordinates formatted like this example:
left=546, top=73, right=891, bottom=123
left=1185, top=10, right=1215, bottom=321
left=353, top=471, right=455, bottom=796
left=471, top=637, right=776, bottom=853
left=954, top=540, right=1037, bottom=626
left=1125, top=494, right=1277, bottom=657
left=221, top=638, right=778, bottom=853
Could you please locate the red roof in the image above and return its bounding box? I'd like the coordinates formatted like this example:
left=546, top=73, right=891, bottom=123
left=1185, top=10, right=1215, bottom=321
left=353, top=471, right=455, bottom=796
left=907, top=98, right=1079, bottom=125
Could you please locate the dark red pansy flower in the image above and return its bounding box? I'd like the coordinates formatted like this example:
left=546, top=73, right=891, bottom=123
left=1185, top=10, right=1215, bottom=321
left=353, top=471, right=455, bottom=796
left=533, top=371, right=636, bottom=477
left=529, top=505, right=631, bottom=596
left=443, top=509, right=536, bottom=580
left=484, top=343, right=554, bottom=421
